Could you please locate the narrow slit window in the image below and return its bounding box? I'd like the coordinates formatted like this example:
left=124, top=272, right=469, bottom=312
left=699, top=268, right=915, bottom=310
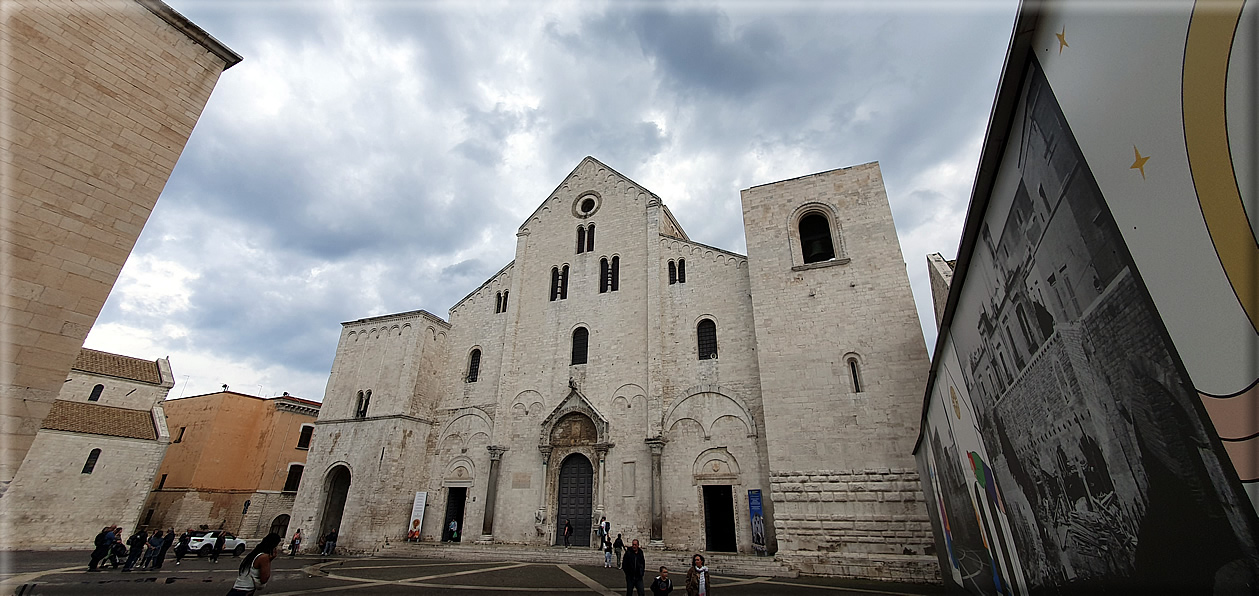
left=467, top=349, right=482, bottom=382
left=501, top=290, right=508, bottom=311
left=849, top=359, right=863, bottom=393
left=158, top=473, right=167, bottom=489
left=697, top=319, right=718, bottom=360
left=88, top=384, right=104, bottom=402
left=82, top=448, right=101, bottom=474
left=668, top=261, right=677, bottom=285
left=175, top=426, right=186, bottom=443
left=600, top=258, right=610, bottom=293
left=495, top=292, right=502, bottom=313
left=551, top=267, right=560, bottom=301
left=586, top=224, right=595, bottom=252
left=799, top=213, right=835, bottom=263
left=677, top=259, right=685, bottom=283
left=560, top=265, right=569, bottom=299
left=610, top=256, right=619, bottom=291
left=576, top=227, right=586, bottom=254
left=571, top=327, right=589, bottom=365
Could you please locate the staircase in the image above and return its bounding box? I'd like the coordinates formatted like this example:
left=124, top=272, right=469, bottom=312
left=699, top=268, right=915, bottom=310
left=376, top=541, right=798, bottom=578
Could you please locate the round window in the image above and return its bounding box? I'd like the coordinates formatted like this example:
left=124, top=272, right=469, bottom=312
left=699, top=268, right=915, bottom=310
left=580, top=198, right=595, bottom=213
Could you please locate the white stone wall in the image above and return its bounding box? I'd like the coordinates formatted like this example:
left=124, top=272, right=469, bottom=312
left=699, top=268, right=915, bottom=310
left=2, top=430, right=166, bottom=548
left=741, top=163, right=937, bottom=580
left=61, top=371, right=171, bottom=411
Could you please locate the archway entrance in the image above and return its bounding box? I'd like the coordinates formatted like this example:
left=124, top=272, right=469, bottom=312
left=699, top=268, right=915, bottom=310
left=703, top=485, right=737, bottom=552
left=555, top=454, right=593, bottom=546
left=443, top=487, right=467, bottom=542
left=269, top=514, right=290, bottom=538
left=319, top=466, right=351, bottom=541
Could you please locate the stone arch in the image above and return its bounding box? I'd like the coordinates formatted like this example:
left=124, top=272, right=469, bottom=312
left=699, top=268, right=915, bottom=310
left=611, top=384, right=649, bottom=437
left=539, top=389, right=610, bottom=448
left=665, top=387, right=756, bottom=439
left=693, top=447, right=741, bottom=485
left=512, top=390, right=545, bottom=417
left=443, top=455, right=476, bottom=486
left=438, top=408, right=493, bottom=452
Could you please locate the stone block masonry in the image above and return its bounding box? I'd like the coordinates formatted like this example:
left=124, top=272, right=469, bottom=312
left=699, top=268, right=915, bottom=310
left=0, top=0, right=238, bottom=487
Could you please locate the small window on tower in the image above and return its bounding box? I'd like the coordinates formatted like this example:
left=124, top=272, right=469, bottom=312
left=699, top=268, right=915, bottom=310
left=677, top=259, right=686, bottom=283
left=467, top=349, right=482, bottom=383
left=668, top=261, right=677, bottom=285
left=799, top=213, right=835, bottom=263
left=576, top=227, right=586, bottom=254
left=571, top=327, right=589, bottom=365
left=82, top=448, right=101, bottom=474
left=88, top=384, right=104, bottom=402
left=697, top=319, right=718, bottom=360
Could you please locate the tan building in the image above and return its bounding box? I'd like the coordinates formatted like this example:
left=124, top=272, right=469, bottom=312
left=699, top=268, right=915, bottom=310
left=1, top=349, right=174, bottom=549
left=144, top=391, right=320, bottom=540
left=291, top=157, right=937, bottom=581
left=0, top=0, right=240, bottom=488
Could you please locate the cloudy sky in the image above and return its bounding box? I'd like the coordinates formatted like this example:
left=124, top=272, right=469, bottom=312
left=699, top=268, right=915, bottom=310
left=84, top=0, right=1019, bottom=401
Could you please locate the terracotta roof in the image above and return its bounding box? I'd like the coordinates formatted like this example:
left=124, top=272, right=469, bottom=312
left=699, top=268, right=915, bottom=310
left=41, top=400, right=157, bottom=440
left=73, top=348, right=163, bottom=384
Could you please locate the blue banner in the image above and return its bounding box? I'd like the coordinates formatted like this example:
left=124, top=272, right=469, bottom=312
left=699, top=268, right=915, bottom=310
left=748, top=489, right=766, bottom=554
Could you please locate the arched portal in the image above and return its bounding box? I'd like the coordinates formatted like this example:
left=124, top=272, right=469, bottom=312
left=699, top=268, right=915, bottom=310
left=555, top=453, right=593, bottom=546
left=269, top=514, right=290, bottom=538
left=319, top=465, right=351, bottom=542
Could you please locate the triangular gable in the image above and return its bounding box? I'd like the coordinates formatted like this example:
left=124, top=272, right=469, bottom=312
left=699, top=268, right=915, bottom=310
left=517, top=156, right=664, bottom=233
left=538, top=382, right=610, bottom=446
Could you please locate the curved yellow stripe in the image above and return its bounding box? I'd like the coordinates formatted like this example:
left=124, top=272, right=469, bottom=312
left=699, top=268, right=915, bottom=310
left=1183, top=0, right=1258, bottom=334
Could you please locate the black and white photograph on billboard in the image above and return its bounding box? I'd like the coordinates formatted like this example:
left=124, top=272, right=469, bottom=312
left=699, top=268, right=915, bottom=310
left=939, top=56, right=1259, bottom=592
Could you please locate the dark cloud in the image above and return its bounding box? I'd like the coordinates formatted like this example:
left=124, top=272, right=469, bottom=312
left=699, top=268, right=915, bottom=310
left=87, top=0, right=1019, bottom=399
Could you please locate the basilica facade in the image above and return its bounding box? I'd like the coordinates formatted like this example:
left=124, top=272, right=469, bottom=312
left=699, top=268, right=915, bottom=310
left=289, top=157, right=937, bottom=580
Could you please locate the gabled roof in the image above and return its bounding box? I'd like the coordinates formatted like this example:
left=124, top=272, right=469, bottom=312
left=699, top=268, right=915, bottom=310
left=517, top=156, right=667, bottom=233
left=73, top=348, right=164, bottom=385
left=42, top=400, right=157, bottom=440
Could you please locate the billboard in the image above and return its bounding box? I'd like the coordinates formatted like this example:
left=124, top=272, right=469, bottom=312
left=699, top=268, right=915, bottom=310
left=915, top=2, right=1258, bottom=593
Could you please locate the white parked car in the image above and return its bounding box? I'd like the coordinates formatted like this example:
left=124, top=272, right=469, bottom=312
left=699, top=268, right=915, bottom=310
left=188, top=530, right=247, bottom=557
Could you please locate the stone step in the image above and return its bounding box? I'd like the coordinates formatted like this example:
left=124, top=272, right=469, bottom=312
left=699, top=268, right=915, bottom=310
left=376, top=541, right=798, bottom=578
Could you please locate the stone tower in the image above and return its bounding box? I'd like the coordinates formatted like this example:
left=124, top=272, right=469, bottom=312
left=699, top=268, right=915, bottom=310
left=741, top=162, right=937, bottom=580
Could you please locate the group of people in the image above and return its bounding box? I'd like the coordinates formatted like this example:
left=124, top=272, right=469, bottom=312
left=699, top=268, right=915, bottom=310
left=589, top=516, right=713, bottom=596
left=88, top=526, right=194, bottom=571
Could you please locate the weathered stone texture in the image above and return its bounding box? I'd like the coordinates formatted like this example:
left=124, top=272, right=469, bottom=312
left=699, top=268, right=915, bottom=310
left=0, top=0, right=235, bottom=484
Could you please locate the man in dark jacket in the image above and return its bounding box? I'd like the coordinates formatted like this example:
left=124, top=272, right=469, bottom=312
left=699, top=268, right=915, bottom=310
left=88, top=526, right=111, bottom=571
left=210, top=531, right=226, bottom=563
left=121, top=530, right=146, bottom=571
left=153, top=529, right=175, bottom=569
left=622, top=539, right=646, bottom=596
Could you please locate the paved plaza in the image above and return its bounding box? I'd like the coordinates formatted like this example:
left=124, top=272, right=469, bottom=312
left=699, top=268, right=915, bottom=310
left=1, top=551, right=948, bottom=595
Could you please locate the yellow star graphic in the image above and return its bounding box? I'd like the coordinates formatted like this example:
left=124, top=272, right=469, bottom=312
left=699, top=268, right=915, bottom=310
left=1130, top=146, right=1150, bottom=179
left=1056, top=26, right=1069, bottom=54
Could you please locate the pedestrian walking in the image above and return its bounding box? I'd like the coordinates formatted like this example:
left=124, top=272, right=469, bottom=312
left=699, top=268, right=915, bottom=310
left=121, top=529, right=146, bottom=571
left=174, top=530, right=191, bottom=565
left=289, top=529, right=302, bottom=556
left=107, top=529, right=126, bottom=569
left=613, top=534, right=624, bottom=568
left=227, top=532, right=282, bottom=596
left=140, top=530, right=163, bottom=568
left=154, top=529, right=175, bottom=569
left=321, top=529, right=338, bottom=555
left=563, top=520, right=572, bottom=549
left=88, top=526, right=112, bottom=571
left=622, top=539, right=646, bottom=596
left=599, top=516, right=611, bottom=540
left=650, top=566, right=674, bottom=595
left=447, top=519, right=459, bottom=542
left=211, top=531, right=226, bottom=563
left=685, top=554, right=711, bottom=596
left=603, top=534, right=614, bottom=567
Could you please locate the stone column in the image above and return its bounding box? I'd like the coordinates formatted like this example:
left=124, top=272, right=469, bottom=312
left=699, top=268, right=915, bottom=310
left=593, top=443, right=611, bottom=521
left=646, top=437, right=666, bottom=543
left=481, top=446, right=508, bottom=537
left=536, top=446, right=552, bottom=525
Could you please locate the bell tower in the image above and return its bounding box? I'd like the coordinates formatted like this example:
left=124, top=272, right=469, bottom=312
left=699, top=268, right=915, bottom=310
left=741, top=162, right=939, bottom=581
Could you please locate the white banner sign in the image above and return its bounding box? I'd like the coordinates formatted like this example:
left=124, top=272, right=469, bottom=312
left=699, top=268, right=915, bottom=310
left=407, top=491, right=427, bottom=541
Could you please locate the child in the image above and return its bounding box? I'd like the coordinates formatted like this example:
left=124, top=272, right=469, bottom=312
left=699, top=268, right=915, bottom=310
left=650, top=566, right=673, bottom=595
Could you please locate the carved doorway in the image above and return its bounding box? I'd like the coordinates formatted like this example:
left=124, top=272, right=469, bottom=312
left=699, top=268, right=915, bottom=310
left=555, top=454, right=593, bottom=546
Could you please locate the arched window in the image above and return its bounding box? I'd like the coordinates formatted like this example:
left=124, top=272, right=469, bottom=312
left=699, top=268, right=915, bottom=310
left=560, top=265, right=569, bottom=299
left=848, top=358, right=864, bottom=393
left=551, top=267, right=560, bottom=301
left=501, top=290, right=508, bottom=312
left=283, top=464, right=304, bottom=492
left=677, top=259, right=686, bottom=283
left=88, top=384, right=103, bottom=402
left=355, top=390, right=371, bottom=418
left=799, top=212, right=835, bottom=263
left=610, top=256, right=619, bottom=291
left=668, top=261, right=677, bottom=285
left=586, top=224, right=595, bottom=252
left=571, top=327, right=589, bottom=365
left=82, top=448, right=101, bottom=474
left=576, top=226, right=586, bottom=254
left=495, top=292, right=502, bottom=313
left=697, top=319, right=718, bottom=360
left=600, top=258, right=610, bottom=293
left=467, top=349, right=482, bottom=383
